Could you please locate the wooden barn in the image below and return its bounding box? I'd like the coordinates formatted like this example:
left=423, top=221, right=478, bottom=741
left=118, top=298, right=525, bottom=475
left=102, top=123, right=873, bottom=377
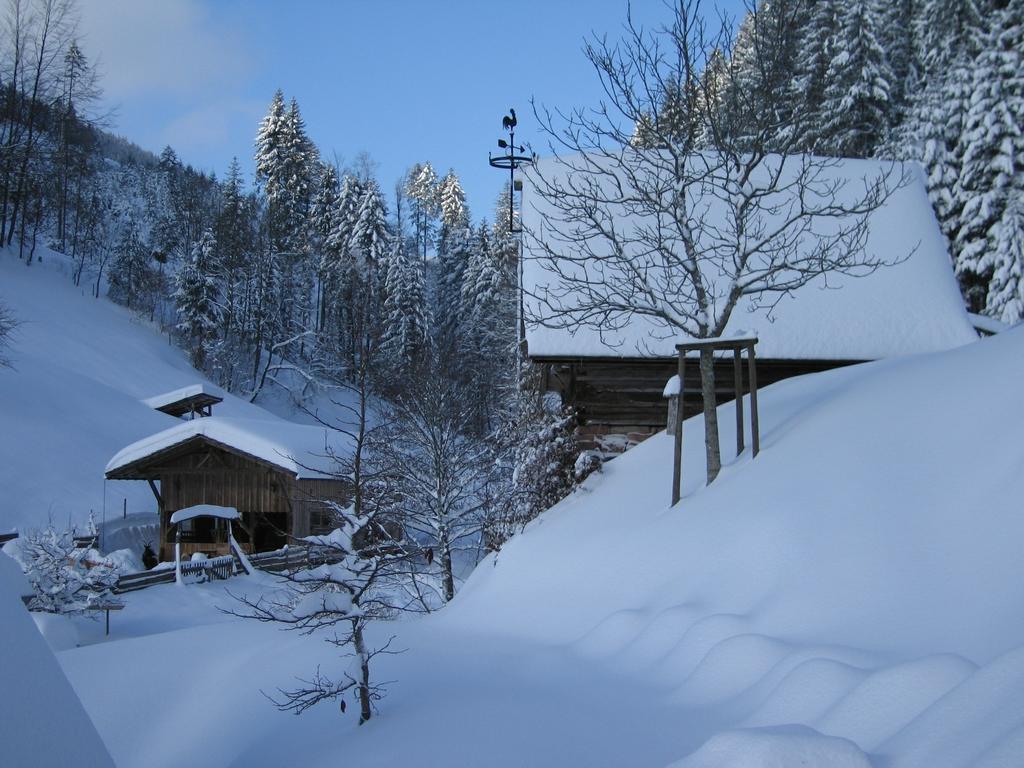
left=521, top=155, right=980, bottom=450
left=106, top=414, right=349, bottom=562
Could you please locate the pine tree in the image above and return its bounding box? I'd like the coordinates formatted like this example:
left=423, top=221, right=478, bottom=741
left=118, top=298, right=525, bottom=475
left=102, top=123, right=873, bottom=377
left=405, top=162, right=439, bottom=265
left=321, top=174, right=365, bottom=353
left=789, top=0, right=838, bottom=149
left=381, top=239, right=428, bottom=372
left=311, top=164, right=340, bottom=333
left=175, top=228, right=221, bottom=369
left=351, top=180, right=391, bottom=337
left=107, top=218, right=155, bottom=312
left=953, top=2, right=1024, bottom=312
left=819, top=0, right=895, bottom=157
left=352, top=179, right=390, bottom=277
left=435, top=170, right=470, bottom=346
left=214, top=158, right=253, bottom=340
left=987, top=192, right=1024, bottom=323
left=254, top=91, right=318, bottom=353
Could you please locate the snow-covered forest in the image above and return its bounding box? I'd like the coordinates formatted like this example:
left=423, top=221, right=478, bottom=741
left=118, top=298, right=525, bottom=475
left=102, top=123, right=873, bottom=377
left=629, top=0, right=1024, bottom=323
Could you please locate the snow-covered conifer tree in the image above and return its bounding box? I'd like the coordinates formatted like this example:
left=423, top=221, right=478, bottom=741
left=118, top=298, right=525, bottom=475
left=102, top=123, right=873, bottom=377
left=405, top=162, right=439, bottom=265
left=311, top=164, right=340, bottom=333
left=175, top=228, right=221, bottom=369
left=953, top=3, right=1024, bottom=312
left=380, top=239, right=428, bottom=372
left=819, top=0, right=894, bottom=156
left=107, top=218, right=155, bottom=312
left=788, top=0, right=837, bottom=149
left=435, top=170, right=471, bottom=347
left=987, top=193, right=1024, bottom=323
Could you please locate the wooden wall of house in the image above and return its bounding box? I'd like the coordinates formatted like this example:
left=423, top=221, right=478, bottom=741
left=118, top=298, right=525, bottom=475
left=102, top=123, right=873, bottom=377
left=294, top=478, right=351, bottom=536
left=539, top=356, right=860, bottom=450
left=153, top=446, right=348, bottom=558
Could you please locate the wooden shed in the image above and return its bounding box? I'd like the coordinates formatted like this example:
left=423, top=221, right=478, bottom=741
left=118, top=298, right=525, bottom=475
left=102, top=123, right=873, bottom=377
left=521, top=154, right=981, bottom=451
left=105, top=417, right=350, bottom=562
left=143, top=384, right=223, bottom=419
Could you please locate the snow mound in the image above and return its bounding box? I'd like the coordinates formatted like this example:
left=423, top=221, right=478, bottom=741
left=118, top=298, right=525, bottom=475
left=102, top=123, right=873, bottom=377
left=0, top=553, right=113, bottom=767
left=669, top=726, right=871, bottom=768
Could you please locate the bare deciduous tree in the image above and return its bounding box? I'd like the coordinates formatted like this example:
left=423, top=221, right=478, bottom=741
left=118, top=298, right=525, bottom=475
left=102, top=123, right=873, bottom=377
left=525, top=0, right=907, bottom=482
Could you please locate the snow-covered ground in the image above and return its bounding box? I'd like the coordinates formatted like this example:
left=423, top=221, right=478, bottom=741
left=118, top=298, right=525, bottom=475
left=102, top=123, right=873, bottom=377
left=4, top=248, right=1022, bottom=766
left=50, top=327, right=1024, bottom=767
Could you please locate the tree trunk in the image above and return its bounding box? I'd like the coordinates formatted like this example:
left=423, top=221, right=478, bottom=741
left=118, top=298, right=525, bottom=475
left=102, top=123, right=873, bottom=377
left=441, top=541, right=455, bottom=602
left=352, top=620, right=372, bottom=724
left=699, top=348, right=721, bottom=484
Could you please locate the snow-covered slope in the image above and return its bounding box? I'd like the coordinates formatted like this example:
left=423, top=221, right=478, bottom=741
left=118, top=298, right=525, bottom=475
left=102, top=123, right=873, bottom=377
left=0, top=553, right=114, bottom=767
left=440, top=327, right=1024, bottom=765
left=0, top=250, right=343, bottom=536
left=58, top=328, right=1024, bottom=768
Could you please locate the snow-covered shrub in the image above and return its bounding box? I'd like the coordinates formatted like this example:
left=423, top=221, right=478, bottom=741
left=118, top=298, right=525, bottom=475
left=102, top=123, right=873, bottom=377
left=16, top=526, right=119, bottom=615
left=484, top=366, right=580, bottom=551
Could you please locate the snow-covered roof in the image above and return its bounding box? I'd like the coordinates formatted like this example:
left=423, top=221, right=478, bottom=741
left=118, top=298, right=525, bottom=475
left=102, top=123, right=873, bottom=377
left=968, top=312, right=1012, bottom=336
left=169, top=505, right=240, bottom=524
left=105, top=416, right=349, bottom=480
left=142, top=383, right=222, bottom=410
left=521, top=153, right=979, bottom=360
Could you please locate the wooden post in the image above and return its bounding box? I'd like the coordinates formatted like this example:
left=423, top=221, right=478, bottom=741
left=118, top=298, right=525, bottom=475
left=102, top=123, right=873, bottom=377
left=733, top=347, right=744, bottom=456
left=174, top=526, right=182, bottom=584
left=747, top=342, right=760, bottom=457
left=671, top=350, right=685, bottom=505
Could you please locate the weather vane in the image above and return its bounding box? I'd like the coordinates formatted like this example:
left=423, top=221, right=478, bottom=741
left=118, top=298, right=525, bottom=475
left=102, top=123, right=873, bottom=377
left=488, top=108, right=532, bottom=234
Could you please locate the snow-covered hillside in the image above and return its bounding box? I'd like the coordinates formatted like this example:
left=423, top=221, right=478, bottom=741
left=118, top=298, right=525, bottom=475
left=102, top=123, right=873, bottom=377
left=0, top=249, right=344, bottom=537
left=52, top=326, right=1024, bottom=768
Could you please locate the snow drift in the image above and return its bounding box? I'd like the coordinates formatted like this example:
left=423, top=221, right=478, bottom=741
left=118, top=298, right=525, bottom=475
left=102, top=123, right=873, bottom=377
left=0, top=553, right=114, bottom=767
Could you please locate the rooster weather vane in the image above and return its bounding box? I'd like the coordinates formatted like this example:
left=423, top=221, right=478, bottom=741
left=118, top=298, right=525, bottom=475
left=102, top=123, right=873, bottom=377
left=489, top=107, right=532, bottom=233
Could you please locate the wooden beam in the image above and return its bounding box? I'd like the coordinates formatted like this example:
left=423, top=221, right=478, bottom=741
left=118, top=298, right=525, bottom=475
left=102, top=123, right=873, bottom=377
left=671, top=351, right=685, bottom=506
left=147, top=479, right=163, bottom=507
left=734, top=348, right=744, bottom=456
left=748, top=342, right=760, bottom=457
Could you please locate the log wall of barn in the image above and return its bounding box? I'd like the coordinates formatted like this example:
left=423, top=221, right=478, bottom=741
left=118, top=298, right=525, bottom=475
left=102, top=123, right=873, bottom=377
left=539, top=357, right=861, bottom=451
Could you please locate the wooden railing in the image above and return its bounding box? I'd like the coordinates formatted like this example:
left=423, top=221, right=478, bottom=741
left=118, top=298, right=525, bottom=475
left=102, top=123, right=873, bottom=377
left=114, top=544, right=342, bottom=593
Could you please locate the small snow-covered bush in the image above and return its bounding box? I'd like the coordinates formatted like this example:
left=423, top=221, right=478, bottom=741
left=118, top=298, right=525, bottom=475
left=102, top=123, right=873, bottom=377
left=16, top=526, right=120, bottom=616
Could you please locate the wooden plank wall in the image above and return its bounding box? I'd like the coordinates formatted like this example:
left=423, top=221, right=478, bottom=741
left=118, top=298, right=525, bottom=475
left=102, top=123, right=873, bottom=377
left=541, top=357, right=860, bottom=450
left=154, top=447, right=348, bottom=559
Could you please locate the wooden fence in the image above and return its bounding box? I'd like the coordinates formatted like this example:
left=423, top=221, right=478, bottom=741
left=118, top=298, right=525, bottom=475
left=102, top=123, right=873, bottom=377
left=113, top=545, right=341, bottom=593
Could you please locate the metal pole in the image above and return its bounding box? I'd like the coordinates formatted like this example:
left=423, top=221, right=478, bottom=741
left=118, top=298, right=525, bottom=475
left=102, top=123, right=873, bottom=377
left=671, top=350, right=685, bottom=505
left=509, top=127, right=515, bottom=231
left=734, top=347, right=744, bottom=456
left=747, top=343, right=760, bottom=457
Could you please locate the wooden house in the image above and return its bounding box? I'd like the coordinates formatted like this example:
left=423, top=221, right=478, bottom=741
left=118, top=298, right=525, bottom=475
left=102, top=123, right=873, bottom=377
left=105, top=416, right=349, bottom=562
left=521, top=155, right=980, bottom=450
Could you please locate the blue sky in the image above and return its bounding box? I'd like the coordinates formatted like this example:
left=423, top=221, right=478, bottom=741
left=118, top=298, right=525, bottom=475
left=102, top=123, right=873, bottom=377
left=79, top=0, right=744, bottom=220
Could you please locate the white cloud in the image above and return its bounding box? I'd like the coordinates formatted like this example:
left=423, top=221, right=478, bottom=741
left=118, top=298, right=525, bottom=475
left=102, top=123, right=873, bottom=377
left=159, top=98, right=265, bottom=161
left=77, top=0, right=251, bottom=100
